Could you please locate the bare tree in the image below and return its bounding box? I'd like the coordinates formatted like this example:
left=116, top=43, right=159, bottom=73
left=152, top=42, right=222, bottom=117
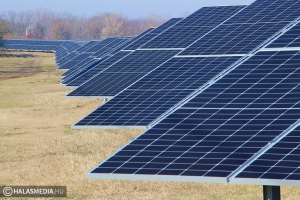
left=72, top=15, right=89, bottom=40
left=0, top=9, right=169, bottom=40
left=0, top=18, right=8, bottom=47
left=49, top=19, right=72, bottom=40
left=101, top=13, right=125, bottom=38
left=32, top=8, right=55, bottom=39
left=87, top=15, right=105, bottom=40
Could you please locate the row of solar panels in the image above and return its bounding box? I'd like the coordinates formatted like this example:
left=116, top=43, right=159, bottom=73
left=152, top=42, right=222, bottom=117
left=3, top=39, right=87, bottom=62
left=4, top=0, right=300, bottom=190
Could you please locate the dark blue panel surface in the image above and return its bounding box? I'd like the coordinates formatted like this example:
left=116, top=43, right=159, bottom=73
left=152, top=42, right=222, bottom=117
left=236, top=125, right=300, bottom=180
left=65, top=51, right=131, bottom=86
left=180, top=22, right=287, bottom=55
left=123, top=18, right=182, bottom=50
left=141, top=6, right=246, bottom=49
left=179, top=0, right=300, bottom=55
left=73, top=56, right=241, bottom=126
left=87, top=50, right=300, bottom=180
left=266, top=23, right=300, bottom=48
left=67, top=50, right=180, bottom=97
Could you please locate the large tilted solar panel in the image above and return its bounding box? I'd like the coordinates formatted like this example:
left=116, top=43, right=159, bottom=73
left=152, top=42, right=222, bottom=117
left=61, top=38, right=132, bottom=82
left=179, top=0, right=300, bottom=56
left=232, top=124, right=300, bottom=186
left=266, top=23, right=300, bottom=48
left=67, top=5, right=246, bottom=97
left=73, top=56, right=242, bottom=127
left=71, top=1, right=300, bottom=128
left=86, top=50, right=300, bottom=183
left=140, top=6, right=246, bottom=49
left=67, top=50, right=180, bottom=96
left=64, top=19, right=183, bottom=87
left=123, top=18, right=183, bottom=50
left=65, top=51, right=132, bottom=87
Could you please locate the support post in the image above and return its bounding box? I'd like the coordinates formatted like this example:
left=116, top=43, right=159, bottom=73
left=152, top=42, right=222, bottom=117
left=263, top=185, right=280, bottom=200
left=103, top=98, right=108, bottom=104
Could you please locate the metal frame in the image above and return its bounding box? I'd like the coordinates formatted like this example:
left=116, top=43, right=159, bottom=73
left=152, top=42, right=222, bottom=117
left=65, top=96, right=113, bottom=99
left=86, top=173, right=228, bottom=183
left=72, top=125, right=147, bottom=130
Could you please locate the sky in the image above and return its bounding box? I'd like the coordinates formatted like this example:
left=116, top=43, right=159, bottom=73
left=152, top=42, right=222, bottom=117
left=0, top=0, right=255, bottom=18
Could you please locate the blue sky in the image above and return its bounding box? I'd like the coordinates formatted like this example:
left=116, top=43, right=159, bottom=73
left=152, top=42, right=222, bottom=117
left=1, top=0, right=255, bottom=18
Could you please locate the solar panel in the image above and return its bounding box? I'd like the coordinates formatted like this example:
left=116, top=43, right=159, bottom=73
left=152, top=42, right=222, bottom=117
left=179, top=0, right=300, bottom=56
left=123, top=18, right=183, bottom=50
left=73, top=56, right=242, bottom=127
left=58, top=39, right=121, bottom=70
left=66, top=50, right=180, bottom=96
left=266, top=23, right=300, bottom=48
left=140, top=6, right=246, bottom=49
left=86, top=49, right=300, bottom=183
left=231, top=124, right=300, bottom=186
left=61, top=38, right=131, bottom=80
left=72, top=0, right=300, bottom=130
left=59, top=53, right=93, bottom=70
left=56, top=41, right=99, bottom=67
left=65, top=51, right=132, bottom=87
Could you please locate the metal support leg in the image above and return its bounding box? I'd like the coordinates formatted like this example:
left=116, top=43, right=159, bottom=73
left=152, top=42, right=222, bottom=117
left=263, top=185, right=280, bottom=200
left=103, top=98, right=108, bottom=104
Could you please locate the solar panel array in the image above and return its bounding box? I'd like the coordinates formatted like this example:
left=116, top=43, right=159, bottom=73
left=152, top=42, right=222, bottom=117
left=67, top=6, right=245, bottom=97
left=86, top=48, right=300, bottom=181
left=57, top=0, right=300, bottom=191
left=140, top=6, right=246, bottom=49
left=4, top=39, right=83, bottom=62
left=61, top=37, right=132, bottom=84
left=72, top=0, right=300, bottom=130
left=61, top=27, right=169, bottom=87
left=64, top=18, right=184, bottom=89
left=4, top=0, right=300, bottom=194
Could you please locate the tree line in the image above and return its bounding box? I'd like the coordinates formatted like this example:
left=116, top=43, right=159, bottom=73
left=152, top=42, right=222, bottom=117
left=0, top=8, right=169, bottom=41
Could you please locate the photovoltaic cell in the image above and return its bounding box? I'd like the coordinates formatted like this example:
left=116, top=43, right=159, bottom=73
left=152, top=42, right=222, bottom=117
left=140, top=6, right=246, bottom=49
left=59, top=53, right=93, bottom=71
left=65, top=51, right=131, bottom=86
left=64, top=19, right=183, bottom=87
left=62, top=57, right=97, bottom=79
left=67, top=50, right=180, bottom=97
left=86, top=50, right=300, bottom=182
left=62, top=38, right=131, bottom=80
left=73, top=56, right=241, bottom=127
left=57, top=41, right=100, bottom=67
left=67, top=6, right=245, bottom=96
left=179, top=0, right=300, bottom=56
left=266, top=23, right=300, bottom=48
left=179, top=22, right=288, bottom=55
left=232, top=125, right=300, bottom=186
left=123, top=18, right=182, bottom=50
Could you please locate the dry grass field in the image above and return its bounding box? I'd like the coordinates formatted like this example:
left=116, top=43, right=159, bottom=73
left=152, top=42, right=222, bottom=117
left=0, top=52, right=300, bottom=199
